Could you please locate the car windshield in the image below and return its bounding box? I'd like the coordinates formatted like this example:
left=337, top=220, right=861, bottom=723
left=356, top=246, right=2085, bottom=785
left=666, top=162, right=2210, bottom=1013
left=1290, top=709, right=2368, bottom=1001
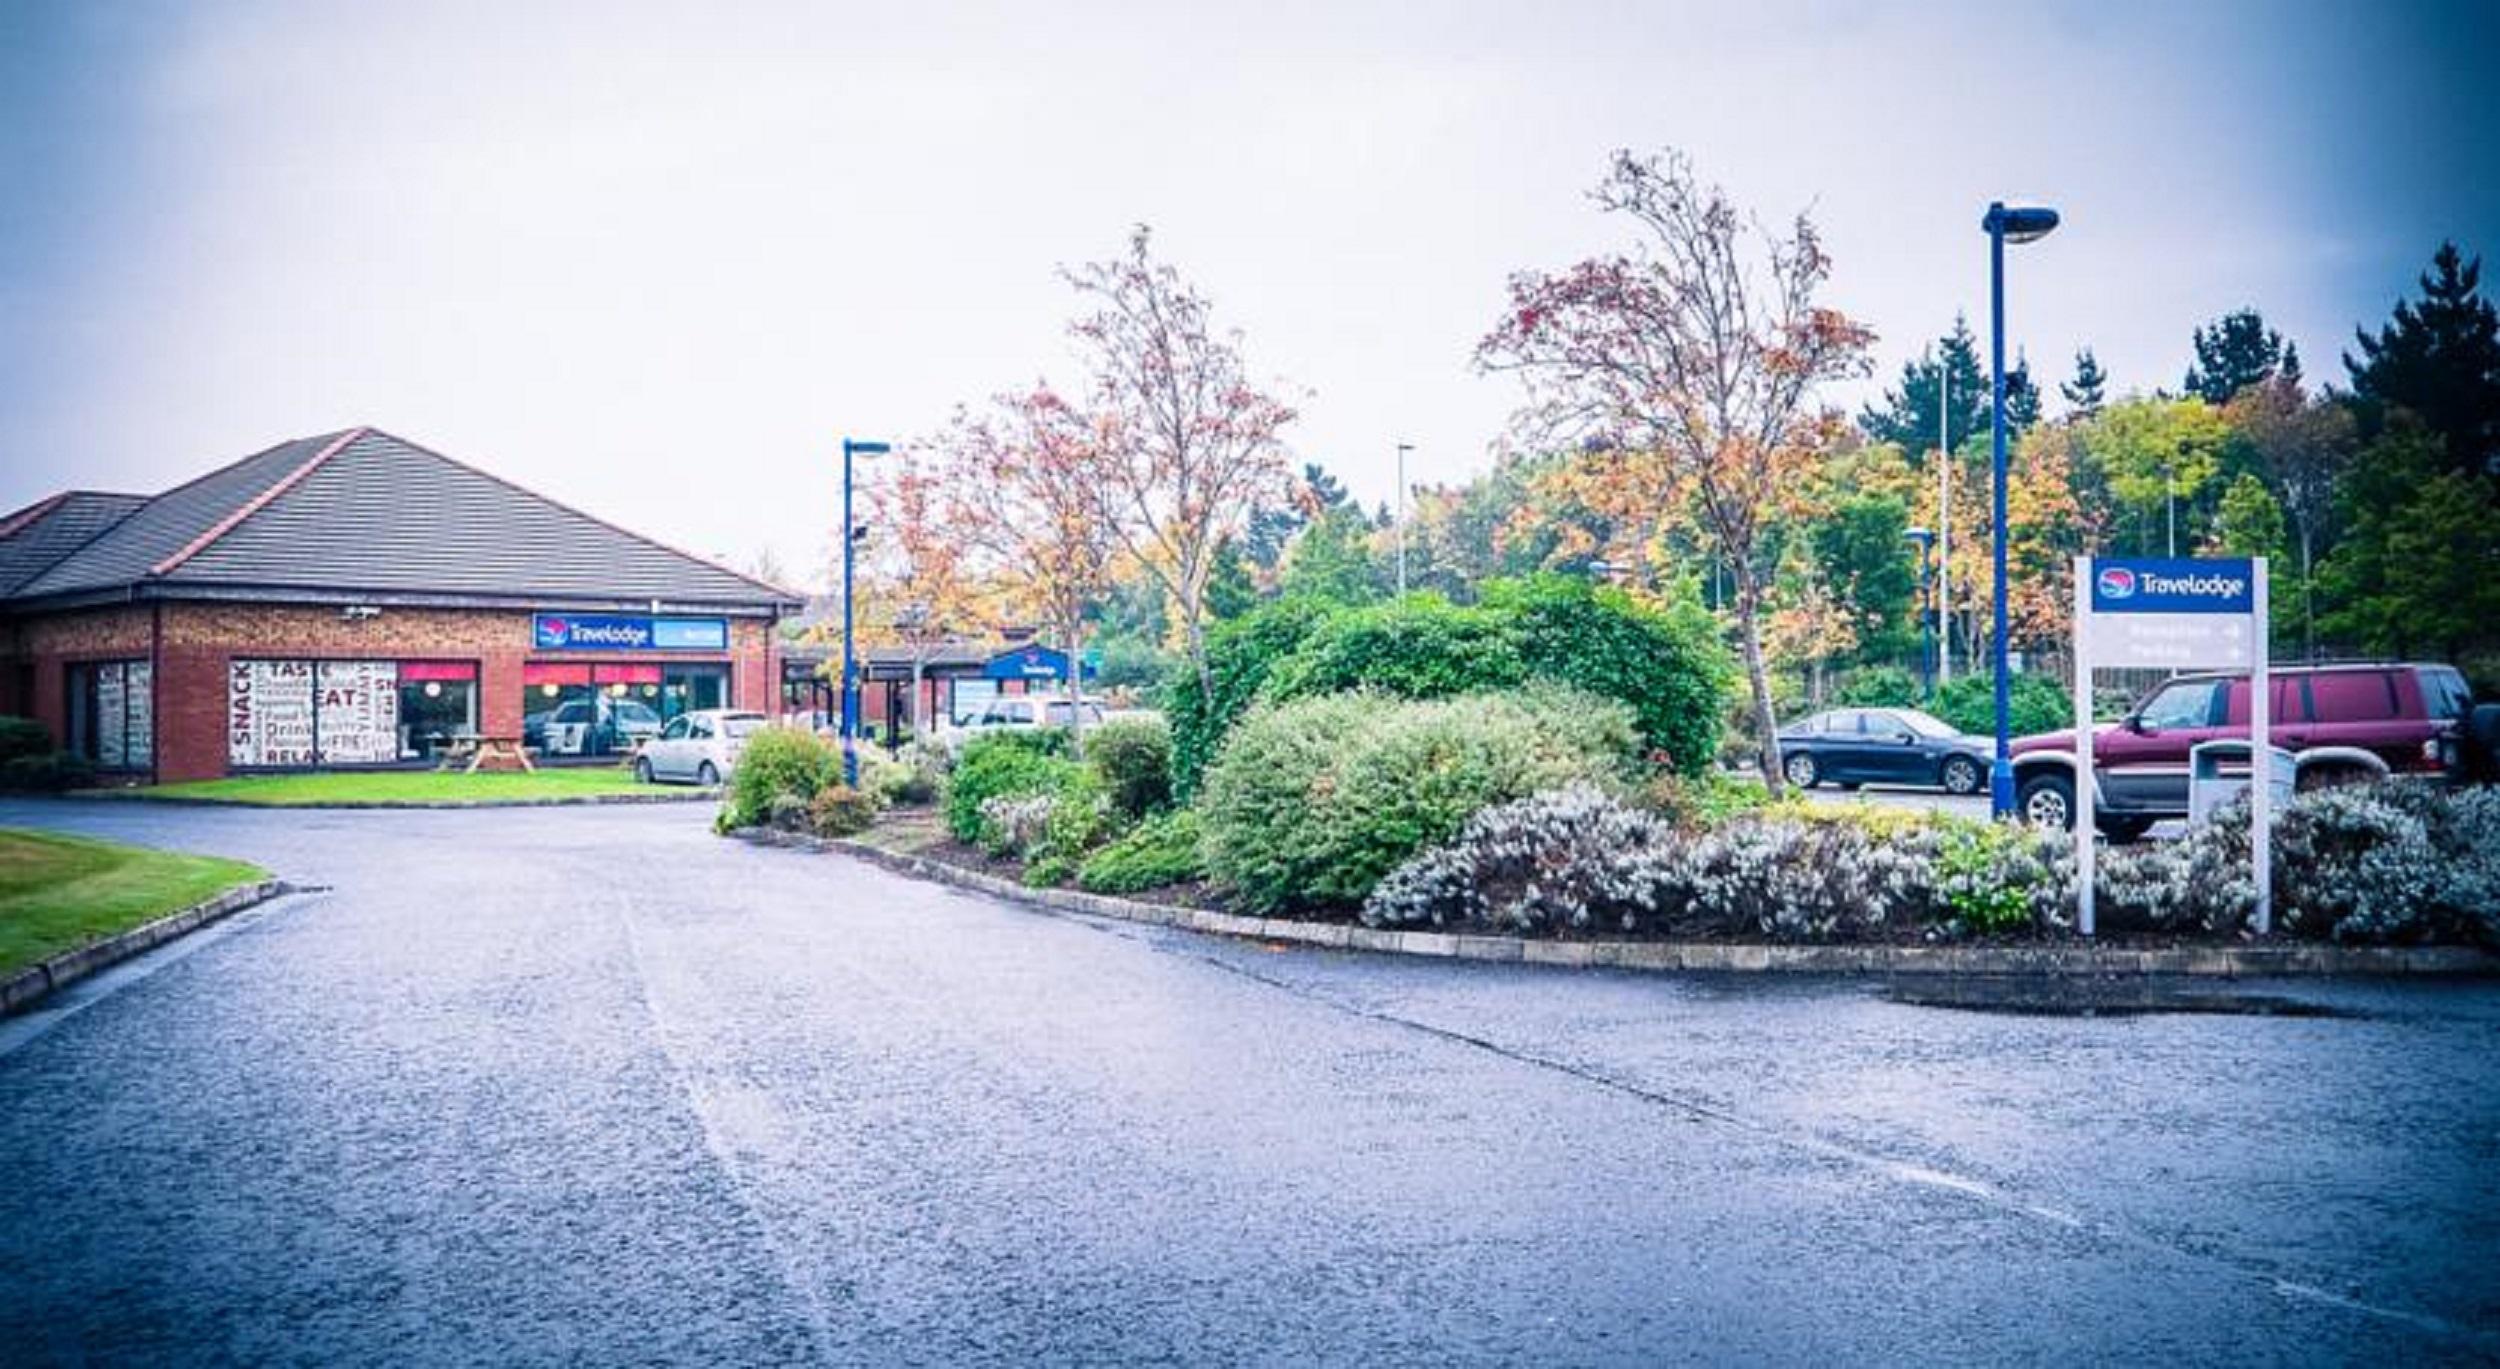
left=609, top=699, right=662, bottom=726
left=1890, top=710, right=1960, bottom=738
left=721, top=716, right=765, bottom=739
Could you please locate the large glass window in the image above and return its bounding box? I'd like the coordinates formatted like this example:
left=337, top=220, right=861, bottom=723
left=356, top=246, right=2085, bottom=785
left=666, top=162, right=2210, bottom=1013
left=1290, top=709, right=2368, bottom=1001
left=398, top=662, right=478, bottom=760
left=66, top=660, right=152, bottom=769
left=229, top=659, right=402, bottom=767
left=522, top=663, right=674, bottom=758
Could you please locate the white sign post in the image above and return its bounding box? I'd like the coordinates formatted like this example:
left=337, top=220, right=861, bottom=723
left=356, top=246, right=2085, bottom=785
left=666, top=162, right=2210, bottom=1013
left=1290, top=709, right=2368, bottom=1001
left=2071, top=556, right=2271, bottom=936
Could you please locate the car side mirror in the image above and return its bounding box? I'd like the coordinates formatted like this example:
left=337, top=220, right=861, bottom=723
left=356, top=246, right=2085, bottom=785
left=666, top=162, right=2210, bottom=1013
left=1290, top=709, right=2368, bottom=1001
left=2124, top=715, right=2147, bottom=735
left=1894, top=731, right=1917, bottom=744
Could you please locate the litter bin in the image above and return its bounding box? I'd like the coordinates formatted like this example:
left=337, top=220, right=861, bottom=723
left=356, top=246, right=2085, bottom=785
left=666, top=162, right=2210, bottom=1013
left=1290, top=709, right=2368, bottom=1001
left=2187, top=740, right=2295, bottom=826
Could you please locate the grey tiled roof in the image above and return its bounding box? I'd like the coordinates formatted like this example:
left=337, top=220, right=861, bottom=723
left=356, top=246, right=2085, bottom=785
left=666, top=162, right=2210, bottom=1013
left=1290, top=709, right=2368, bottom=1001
left=0, top=491, right=148, bottom=596
left=4, top=427, right=797, bottom=611
left=11, top=433, right=352, bottom=599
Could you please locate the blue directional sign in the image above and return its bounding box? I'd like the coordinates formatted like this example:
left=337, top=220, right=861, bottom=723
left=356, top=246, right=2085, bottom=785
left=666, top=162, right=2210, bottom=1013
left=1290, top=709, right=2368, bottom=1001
left=2089, top=558, right=2254, bottom=615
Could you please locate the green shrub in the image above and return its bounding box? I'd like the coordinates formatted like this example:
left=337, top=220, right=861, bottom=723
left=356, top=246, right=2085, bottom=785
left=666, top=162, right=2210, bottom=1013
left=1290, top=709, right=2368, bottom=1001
left=1836, top=666, right=1920, bottom=709
left=1262, top=594, right=1526, bottom=702
left=1933, top=672, right=2070, bottom=738
left=1166, top=596, right=1337, bottom=801
left=1200, top=687, right=1637, bottom=914
left=1639, top=770, right=1772, bottom=827
left=808, top=784, right=881, bottom=837
left=719, top=726, right=840, bottom=828
left=0, top=750, right=96, bottom=793
left=1078, top=811, right=1207, bottom=893
left=1085, top=716, right=1173, bottom=818
left=1482, top=574, right=1734, bottom=778
left=1933, top=824, right=2040, bottom=934
left=947, top=733, right=1080, bottom=843
left=0, top=717, right=53, bottom=765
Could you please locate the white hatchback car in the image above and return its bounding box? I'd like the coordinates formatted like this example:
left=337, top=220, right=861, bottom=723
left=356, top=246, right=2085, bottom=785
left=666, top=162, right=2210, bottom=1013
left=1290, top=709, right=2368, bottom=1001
left=633, top=709, right=769, bottom=786
left=961, top=696, right=1107, bottom=733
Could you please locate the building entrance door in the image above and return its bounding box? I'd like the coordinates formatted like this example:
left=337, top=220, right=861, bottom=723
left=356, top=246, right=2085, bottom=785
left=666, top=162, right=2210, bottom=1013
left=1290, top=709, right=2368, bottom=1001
left=662, top=665, right=727, bottom=721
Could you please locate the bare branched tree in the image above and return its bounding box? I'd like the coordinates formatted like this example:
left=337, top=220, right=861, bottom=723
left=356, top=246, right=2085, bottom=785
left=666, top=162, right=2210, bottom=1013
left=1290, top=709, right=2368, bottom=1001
left=1065, top=227, right=1294, bottom=705
left=929, top=386, right=1119, bottom=754
left=1477, top=149, right=1874, bottom=793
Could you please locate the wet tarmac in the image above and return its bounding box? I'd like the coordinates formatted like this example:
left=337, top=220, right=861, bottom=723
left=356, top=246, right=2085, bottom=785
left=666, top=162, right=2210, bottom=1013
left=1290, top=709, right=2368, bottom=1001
left=0, top=798, right=2494, bottom=1366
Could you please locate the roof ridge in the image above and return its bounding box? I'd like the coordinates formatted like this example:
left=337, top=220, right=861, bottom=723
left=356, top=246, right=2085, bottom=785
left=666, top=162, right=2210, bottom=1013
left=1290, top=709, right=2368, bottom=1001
left=148, top=427, right=369, bottom=578
left=0, top=492, right=72, bottom=542
left=353, top=427, right=804, bottom=603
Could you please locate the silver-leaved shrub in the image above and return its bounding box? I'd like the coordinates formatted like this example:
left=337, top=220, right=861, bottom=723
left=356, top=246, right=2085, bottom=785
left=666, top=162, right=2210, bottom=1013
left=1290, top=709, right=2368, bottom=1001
left=1363, top=783, right=1677, bottom=933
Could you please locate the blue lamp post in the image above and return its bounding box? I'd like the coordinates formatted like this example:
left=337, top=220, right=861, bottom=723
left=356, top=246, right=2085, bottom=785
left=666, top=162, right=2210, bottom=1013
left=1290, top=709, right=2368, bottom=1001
left=1981, top=201, right=2059, bottom=818
left=840, top=437, right=890, bottom=787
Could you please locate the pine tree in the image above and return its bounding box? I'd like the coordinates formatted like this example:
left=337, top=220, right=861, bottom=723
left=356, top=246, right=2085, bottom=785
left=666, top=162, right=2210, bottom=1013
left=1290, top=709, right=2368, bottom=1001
left=2061, top=348, right=2107, bottom=415
left=1859, top=316, right=1990, bottom=459
left=2004, top=352, right=2042, bottom=431
left=2344, top=241, right=2500, bottom=478
left=2183, top=308, right=2288, bottom=404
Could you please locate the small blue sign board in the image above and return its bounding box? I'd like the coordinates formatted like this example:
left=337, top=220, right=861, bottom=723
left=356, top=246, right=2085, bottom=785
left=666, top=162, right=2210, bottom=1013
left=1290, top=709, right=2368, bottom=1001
left=981, top=645, right=1098, bottom=682
left=2088, top=558, right=2254, bottom=615
left=533, top=614, right=728, bottom=651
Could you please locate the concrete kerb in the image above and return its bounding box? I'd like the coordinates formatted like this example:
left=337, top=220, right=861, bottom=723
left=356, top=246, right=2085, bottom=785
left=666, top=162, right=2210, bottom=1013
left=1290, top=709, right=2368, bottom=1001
left=732, top=827, right=2498, bottom=979
left=0, top=878, right=288, bottom=1017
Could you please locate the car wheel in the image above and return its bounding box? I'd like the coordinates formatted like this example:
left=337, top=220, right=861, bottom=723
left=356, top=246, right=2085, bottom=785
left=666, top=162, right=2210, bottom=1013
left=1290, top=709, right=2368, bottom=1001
left=2017, top=772, right=2074, bottom=830
left=697, top=761, right=720, bottom=788
left=632, top=756, right=654, bottom=785
left=1940, top=755, right=1983, bottom=796
left=1782, top=751, right=1820, bottom=789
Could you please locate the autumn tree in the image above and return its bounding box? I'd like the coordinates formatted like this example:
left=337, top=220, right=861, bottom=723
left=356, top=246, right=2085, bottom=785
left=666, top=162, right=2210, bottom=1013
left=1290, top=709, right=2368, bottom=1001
left=929, top=386, right=1119, bottom=754
left=1064, top=228, right=1295, bottom=707
left=856, top=465, right=991, bottom=732
left=1478, top=148, right=1874, bottom=792
left=2074, top=396, right=2232, bottom=557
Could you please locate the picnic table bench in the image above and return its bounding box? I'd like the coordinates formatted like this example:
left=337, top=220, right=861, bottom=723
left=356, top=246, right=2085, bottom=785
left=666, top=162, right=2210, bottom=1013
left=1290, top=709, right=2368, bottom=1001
left=435, top=735, right=535, bottom=773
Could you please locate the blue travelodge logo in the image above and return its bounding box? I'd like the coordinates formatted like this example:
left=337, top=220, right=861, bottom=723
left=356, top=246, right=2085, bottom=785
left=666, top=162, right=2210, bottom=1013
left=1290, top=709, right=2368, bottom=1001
left=531, top=614, right=726, bottom=651
left=2088, top=558, right=2254, bottom=615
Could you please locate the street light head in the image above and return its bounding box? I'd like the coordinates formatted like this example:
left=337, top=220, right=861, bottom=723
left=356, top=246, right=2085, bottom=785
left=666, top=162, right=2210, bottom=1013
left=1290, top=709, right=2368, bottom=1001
left=1983, top=202, right=2060, bottom=244
left=1904, top=526, right=1934, bottom=547
left=845, top=438, right=891, bottom=457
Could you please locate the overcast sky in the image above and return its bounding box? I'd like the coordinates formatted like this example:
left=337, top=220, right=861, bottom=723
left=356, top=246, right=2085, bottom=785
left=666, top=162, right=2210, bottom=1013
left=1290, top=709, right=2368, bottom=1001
left=4, top=1, right=2494, bottom=590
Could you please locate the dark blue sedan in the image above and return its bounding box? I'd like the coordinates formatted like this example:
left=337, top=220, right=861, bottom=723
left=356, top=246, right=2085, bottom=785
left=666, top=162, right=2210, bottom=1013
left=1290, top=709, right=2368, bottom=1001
left=1775, top=707, right=1991, bottom=795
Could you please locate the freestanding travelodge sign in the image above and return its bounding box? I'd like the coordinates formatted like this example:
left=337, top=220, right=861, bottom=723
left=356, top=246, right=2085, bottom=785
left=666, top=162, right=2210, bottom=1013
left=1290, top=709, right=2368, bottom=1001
left=2072, top=555, right=2273, bottom=935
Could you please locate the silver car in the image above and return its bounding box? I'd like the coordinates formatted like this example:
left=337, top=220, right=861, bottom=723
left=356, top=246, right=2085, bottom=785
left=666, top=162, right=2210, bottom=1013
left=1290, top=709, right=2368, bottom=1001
left=633, top=709, right=768, bottom=786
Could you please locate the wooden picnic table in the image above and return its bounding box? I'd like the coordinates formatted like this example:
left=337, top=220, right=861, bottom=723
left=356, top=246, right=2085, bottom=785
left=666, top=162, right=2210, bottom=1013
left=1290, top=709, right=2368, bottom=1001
left=436, top=735, right=535, bottom=774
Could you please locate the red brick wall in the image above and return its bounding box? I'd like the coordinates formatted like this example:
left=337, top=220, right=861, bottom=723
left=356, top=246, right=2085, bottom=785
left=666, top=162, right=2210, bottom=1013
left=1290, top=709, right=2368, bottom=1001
left=1, top=602, right=781, bottom=782
left=5, top=607, right=153, bottom=754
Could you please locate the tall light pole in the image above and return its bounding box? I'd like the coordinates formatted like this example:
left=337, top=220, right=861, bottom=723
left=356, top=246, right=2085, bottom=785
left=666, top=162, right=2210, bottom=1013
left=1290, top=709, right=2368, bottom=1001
left=840, top=436, right=890, bottom=787
left=1395, top=442, right=1413, bottom=596
left=1982, top=201, right=2060, bottom=819
left=1937, top=351, right=1951, bottom=690
left=1904, top=526, right=1936, bottom=699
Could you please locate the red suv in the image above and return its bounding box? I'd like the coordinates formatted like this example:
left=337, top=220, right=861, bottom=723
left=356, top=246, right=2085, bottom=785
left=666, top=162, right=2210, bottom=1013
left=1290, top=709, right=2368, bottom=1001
left=2008, top=662, right=2476, bottom=837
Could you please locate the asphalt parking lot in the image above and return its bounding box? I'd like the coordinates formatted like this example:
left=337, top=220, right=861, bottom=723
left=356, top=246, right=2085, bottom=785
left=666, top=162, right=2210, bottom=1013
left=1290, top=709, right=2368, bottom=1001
left=0, top=798, right=2492, bottom=1365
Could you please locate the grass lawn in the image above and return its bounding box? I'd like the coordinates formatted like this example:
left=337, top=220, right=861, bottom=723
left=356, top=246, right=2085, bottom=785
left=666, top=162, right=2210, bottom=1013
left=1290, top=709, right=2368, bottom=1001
left=109, top=767, right=677, bottom=806
left=0, top=829, right=268, bottom=977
